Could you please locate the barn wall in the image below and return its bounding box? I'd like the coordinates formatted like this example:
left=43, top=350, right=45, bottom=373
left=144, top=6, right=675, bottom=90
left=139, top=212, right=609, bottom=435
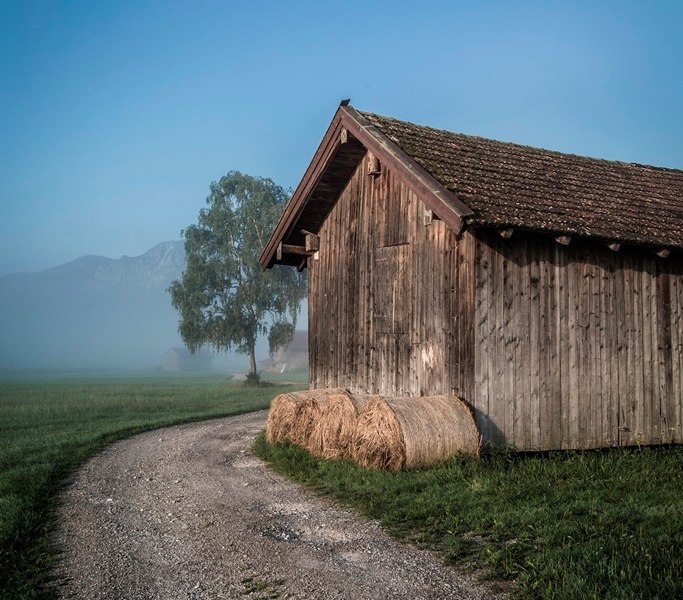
left=308, top=154, right=475, bottom=398
left=308, top=155, right=683, bottom=451
left=473, top=229, right=683, bottom=450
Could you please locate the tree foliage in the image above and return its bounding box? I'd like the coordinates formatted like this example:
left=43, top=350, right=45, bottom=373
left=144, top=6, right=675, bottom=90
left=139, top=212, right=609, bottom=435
left=169, top=171, right=306, bottom=378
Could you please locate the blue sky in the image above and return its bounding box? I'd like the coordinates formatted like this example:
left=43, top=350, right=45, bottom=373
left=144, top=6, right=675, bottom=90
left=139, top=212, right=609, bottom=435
left=1, top=0, right=681, bottom=276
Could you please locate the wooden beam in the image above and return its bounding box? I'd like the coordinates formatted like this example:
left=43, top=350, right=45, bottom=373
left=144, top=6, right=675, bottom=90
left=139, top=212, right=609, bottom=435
left=340, top=128, right=348, bottom=144
left=305, top=233, right=320, bottom=252
left=367, top=152, right=381, bottom=176
left=423, top=209, right=443, bottom=225
left=607, top=242, right=621, bottom=252
left=281, top=244, right=310, bottom=256
left=498, top=228, right=514, bottom=239
left=555, top=235, right=572, bottom=246
left=277, top=242, right=313, bottom=259
left=296, top=258, right=308, bottom=272
left=655, top=248, right=670, bottom=258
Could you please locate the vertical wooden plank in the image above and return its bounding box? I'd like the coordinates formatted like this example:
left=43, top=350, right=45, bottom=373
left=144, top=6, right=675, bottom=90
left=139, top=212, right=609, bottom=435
left=529, top=240, right=541, bottom=449
left=366, top=161, right=377, bottom=394
left=308, top=239, right=317, bottom=389
left=631, top=252, right=644, bottom=444
left=503, top=239, right=516, bottom=447
left=474, top=234, right=491, bottom=443
left=657, top=265, right=674, bottom=443
left=566, top=245, right=580, bottom=448
left=622, top=252, right=637, bottom=445
left=442, top=224, right=453, bottom=398
left=463, top=231, right=476, bottom=403
left=492, top=233, right=507, bottom=446
left=541, top=239, right=558, bottom=450
left=522, top=238, right=532, bottom=449
left=585, top=253, right=595, bottom=448
left=655, top=257, right=666, bottom=444
left=673, top=266, right=683, bottom=443
left=577, top=248, right=590, bottom=448
left=554, top=242, right=568, bottom=449
left=616, top=251, right=627, bottom=445
left=410, top=214, right=420, bottom=397
left=641, top=258, right=655, bottom=443
left=605, top=249, right=618, bottom=446
left=649, top=254, right=661, bottom=444
left=589, top=252, right=603, bottom=448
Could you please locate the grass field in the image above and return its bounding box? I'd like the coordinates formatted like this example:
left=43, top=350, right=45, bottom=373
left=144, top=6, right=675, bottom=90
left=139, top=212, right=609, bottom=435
left=0, top=373, right=301, bottom=600
left=254, top=436, right=683, bottom=600
left=5, top=372, right=682, bottom=600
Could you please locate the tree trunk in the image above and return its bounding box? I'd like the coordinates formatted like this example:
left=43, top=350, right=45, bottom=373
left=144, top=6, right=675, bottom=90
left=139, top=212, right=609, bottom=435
left=246, top=343, right=257, bottom=377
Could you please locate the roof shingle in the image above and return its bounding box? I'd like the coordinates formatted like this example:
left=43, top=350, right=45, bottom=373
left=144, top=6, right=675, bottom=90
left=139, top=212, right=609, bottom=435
left=361, top=111, right=683, bottom=249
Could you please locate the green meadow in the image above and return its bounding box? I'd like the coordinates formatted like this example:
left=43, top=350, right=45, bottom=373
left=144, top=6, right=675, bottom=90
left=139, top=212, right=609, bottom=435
left=0, top=373, right=300, bottom=600
left=255, top=436, right=683, bottom=600
left=3, top=372, right=682, bottom=600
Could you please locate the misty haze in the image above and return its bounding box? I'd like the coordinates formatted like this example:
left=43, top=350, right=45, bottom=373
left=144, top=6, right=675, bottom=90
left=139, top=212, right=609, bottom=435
left=0, top=241, right=285, bottom=372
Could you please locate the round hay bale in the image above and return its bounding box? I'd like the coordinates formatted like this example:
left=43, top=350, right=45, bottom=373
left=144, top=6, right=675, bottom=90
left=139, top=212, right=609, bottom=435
left=288, top=388, right=350, bottom=451
left=265, top=393, right=301, bottom=444
left=308, top=393, right=370, bottom=459
left=351, top=395, right=480, bottom=471
left=350, top=396, right=404, bottom=470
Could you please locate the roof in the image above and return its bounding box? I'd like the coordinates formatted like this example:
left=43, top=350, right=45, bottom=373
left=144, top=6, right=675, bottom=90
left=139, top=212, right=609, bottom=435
left=363, top=111, right=683, bottom=250
left=261, top=104, right=682, bottom=268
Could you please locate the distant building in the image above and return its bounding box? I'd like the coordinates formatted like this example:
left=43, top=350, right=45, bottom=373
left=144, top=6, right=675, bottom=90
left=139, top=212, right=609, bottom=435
left=260, top=330, right=308, bottom=373
left=161, top=347, right=212, bottom=372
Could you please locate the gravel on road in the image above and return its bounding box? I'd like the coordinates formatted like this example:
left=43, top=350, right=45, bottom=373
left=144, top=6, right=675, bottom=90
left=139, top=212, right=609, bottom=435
left=53, top=410, right=503, bottom=599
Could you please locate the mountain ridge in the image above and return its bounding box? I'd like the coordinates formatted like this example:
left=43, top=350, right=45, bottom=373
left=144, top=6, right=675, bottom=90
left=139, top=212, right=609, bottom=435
left=0, top=241, right=189, bottom=369
left=0, top=241, right=185, bottom=291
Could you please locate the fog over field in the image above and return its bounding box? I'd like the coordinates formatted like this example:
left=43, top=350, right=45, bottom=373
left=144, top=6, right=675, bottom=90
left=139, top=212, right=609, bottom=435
left=0, top=241, right=286, bottom=372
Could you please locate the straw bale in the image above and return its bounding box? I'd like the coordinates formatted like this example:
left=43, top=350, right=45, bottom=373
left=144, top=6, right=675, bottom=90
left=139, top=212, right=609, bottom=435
left=287, top=388, right=350, bottom=450
left=350, top=396, right=405, bottom=470
left=351, top=395, right=480, bottom=471
left=308, top=393, right=370, bottom=459
left=265, top=393, right=301, bottom=444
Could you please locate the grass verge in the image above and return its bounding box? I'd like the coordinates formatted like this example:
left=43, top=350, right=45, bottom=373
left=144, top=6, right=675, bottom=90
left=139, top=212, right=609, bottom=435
left=254, top=435, right=683, bottom=600
left=0, top=374, right=300, bottom=600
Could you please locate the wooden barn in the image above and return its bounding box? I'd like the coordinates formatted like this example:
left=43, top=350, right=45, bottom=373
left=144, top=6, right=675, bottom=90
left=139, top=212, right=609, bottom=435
left=260, top=102, right=683, bottom=451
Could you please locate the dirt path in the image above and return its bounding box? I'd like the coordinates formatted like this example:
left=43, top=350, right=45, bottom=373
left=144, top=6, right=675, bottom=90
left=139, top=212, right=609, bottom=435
left=54, top=411, right=501, bottom=599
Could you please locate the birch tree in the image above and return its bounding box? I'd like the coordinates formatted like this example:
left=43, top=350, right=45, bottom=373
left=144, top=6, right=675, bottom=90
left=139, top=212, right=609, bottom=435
left=169, top=171, right=305, bottom=382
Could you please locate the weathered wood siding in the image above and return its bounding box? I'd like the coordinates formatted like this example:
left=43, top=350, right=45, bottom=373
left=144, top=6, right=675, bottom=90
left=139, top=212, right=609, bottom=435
left=473, top=230, right=683, bottom=450
left=308, top=154, right=475, bottom=399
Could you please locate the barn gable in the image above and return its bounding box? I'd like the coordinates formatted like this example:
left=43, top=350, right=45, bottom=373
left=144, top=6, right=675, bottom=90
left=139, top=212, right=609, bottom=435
left=306, top=151, right=475, bottom=399
left=260, top=104, right=474, bottom=269
left=261, top=103, right=683, bottom=451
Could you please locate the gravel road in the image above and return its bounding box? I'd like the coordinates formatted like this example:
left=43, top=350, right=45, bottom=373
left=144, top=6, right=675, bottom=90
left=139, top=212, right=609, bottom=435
left=53, top=410, right=502, bottom=599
